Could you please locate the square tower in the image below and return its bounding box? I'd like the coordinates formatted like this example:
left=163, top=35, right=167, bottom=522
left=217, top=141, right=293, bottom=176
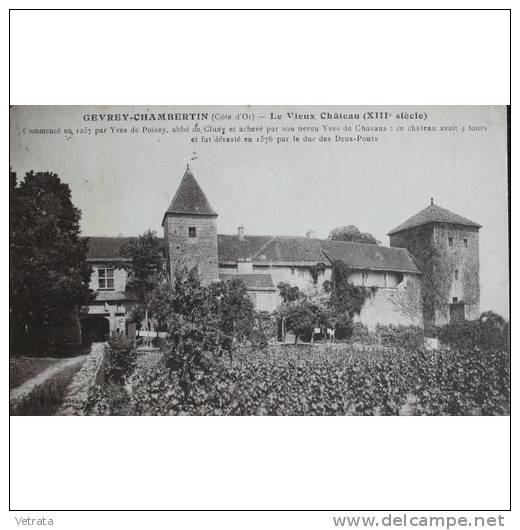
left=162, top=165, right=219, bottom=285
left=388, top=199, right=481, bottom=333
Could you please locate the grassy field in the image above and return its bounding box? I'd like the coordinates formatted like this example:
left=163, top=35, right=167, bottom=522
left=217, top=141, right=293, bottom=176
left=9, top=357, right=65, bottom=389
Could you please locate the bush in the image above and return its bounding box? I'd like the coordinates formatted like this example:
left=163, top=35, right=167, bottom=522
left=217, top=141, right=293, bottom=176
left=106, top=333, right=136, bottom=383
left=84, top=383, right=131, bottom=416
left=437, top=311, right=509, bottom=351
left=250, top=311, right=277, bottom=348
left=350, top=323, right=374, bottom=343
left=375, top=324, right=424, bottom=350
left=350, top=323, right=424, bottom=350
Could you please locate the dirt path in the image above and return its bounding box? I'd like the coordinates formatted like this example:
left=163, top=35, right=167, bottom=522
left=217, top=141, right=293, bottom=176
left=10, top=355, right=88, bottom=415
left=10, top=357, right=65, bottom=389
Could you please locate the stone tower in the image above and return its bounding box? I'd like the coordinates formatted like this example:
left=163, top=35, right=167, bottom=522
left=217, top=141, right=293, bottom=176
left=388, top=199, right=481, bottom=333
left=162, top=165, right=219, bottom=285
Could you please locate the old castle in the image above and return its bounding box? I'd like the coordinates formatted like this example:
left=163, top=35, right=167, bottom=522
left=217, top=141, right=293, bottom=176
left=80, top=165, right=481, bottom=343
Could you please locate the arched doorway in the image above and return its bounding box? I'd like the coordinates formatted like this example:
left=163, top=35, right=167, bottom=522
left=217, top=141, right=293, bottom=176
left=81, top=315, right=110, bottom=345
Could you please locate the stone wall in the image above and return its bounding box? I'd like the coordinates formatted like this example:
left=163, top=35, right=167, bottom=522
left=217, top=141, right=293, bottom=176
left=356, top=274, right=423, bottom=329
left=56, top=343, right=108, bottom=415
left=164, top=213, right=218, bottom=285
left=389, top=223, right=480, bottom=329
left=433, top=224, right=480, bottom=324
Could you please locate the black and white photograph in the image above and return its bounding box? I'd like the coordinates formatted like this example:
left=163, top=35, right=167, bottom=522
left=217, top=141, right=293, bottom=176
left=9, top=105, right=510, bottom=417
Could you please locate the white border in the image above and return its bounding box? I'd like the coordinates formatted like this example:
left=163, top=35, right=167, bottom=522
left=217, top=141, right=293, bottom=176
left=5, top=7, right=513, bottom=526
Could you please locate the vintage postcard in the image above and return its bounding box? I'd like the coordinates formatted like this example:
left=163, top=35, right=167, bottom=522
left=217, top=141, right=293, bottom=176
left=9, top=105, right=510, bottom=416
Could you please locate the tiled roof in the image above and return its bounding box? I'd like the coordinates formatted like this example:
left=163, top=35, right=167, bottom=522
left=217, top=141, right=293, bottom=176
left=163, top=167, right=217, bottom=221
left=320, top=240, right=421, bottom=273
left=84, top=237, right=132, bottom=259
left=84, top=236, right=166, bottom=260
left=219, top=273, right=275, bottom=291
left=388, top=203, right=481, bottom=235
left=217, top=234, right=325, bottom=264
left=84, top=235, right=420, bottom=273
left=217, top=235, right=274, bottom=263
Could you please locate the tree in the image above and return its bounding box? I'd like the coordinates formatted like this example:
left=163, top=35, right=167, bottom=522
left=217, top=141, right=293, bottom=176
left=277, top=282, right=301, bottom=304
left=284, top=301, right=318, bottom=343
left=119, top=230, right=165, bottom=345
left=208, top=277, right=255, bottom=356
left=329, top=224, right=379, bottom=245
left=150, top=268, right=256, bottom=395
left=10, top=170, right=93, bottom=353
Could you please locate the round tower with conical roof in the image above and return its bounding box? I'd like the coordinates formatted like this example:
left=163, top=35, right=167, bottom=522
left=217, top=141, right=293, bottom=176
left=162, top=165, right=219, bottom=285
left=388, top=200, right=481, bottom=333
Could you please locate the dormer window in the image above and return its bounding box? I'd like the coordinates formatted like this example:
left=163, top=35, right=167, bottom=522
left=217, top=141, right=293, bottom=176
left=188, top=227, right=197, bottom=238
left=448, top=237, right=453, bottom=247
left=98, top=267, right=114, bottom=290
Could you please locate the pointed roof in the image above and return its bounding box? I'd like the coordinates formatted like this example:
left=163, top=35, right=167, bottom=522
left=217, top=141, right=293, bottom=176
left=387, top=201, right=481, bottom=235
left=163, top=165, right=217, bottom=223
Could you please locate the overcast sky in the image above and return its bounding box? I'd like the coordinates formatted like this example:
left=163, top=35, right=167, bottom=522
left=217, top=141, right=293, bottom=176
left=10, top=106, right=509, bottom=317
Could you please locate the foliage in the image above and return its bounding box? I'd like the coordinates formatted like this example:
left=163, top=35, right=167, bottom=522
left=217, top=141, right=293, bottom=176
left=277, top=282, right=301, bottom=304
left=127, top=305, right=146, bottom=327
left=118, top=230, right=166, bottom=340
left=85, top=343, right=510, bottom=416
left=284, top=301, right=318, bottom=342
left=10, top=169, right=93, bottom=354
left=437, top=311, right=509, bottom=351
left=329, top=224, right=379, bottom=245
left=208, top=277, right=255, bottom=353
left=118, top=229, right=166, bottom=294
left=250, top=311, right=278, bottom=348
left=328, top=261, right=375, bottom=338
left=308, top=263, right=326, bottom=284
left=106, top=333, right=136, bottom=383
left=350, top=323, right=424, bottom=350
left=84, top=383, right=131, bottom=416
left=150, top=268, right=257, bottom=395
left=277, top=281, right=332, bottom=343
left=374, top=324, right=424, bottom=350
left=392, top=225, right=453, bottom=328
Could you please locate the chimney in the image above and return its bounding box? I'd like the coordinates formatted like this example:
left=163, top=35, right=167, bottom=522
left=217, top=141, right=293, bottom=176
left=238, top=225, right=245, bottom=241
left=306, top=230, right=317, bottom=239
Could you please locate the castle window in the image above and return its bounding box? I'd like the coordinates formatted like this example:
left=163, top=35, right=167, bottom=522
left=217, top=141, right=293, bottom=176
left=98, top=267, right=114, bottom=290
left=463, top=238, right=468, bottom=248
left=448, top=237, right=453, bottom=246
left=188, top=227, right=196, bottom=238
left=454, top=269, right=459, bottom=280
